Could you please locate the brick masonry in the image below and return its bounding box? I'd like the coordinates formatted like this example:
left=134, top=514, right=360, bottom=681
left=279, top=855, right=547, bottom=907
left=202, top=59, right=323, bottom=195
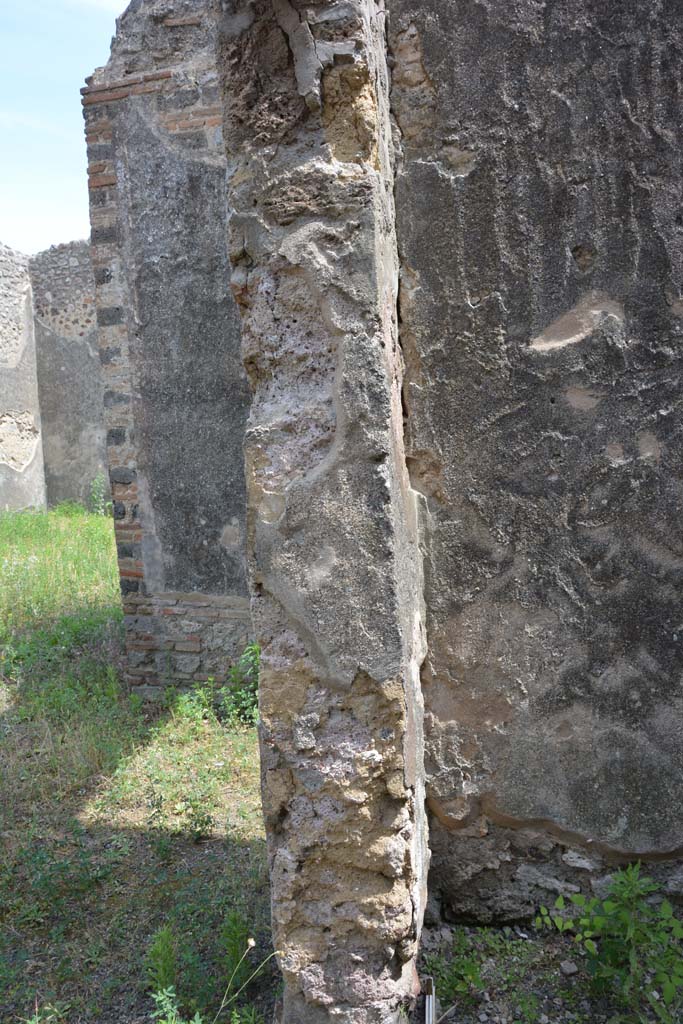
left=82, top=0, right=251, bottom=694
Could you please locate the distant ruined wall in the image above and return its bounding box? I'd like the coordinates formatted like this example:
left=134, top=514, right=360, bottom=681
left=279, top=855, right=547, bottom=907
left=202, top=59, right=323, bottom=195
left=82, top=0, right=250, bottom=694
left=0, top=243, right=46, bottom=510
left=30, top=241, right=107, bottom=507
left=389, top=0, right=683, bottom=920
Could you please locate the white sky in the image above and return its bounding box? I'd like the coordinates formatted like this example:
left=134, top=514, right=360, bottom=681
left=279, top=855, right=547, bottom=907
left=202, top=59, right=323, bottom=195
left=0, top=0, right=128, bottom=255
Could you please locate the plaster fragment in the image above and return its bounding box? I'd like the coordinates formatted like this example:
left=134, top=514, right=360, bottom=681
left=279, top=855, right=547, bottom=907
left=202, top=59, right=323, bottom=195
left=0, top=411, right=40, bottom=471
left=530, top=292, right=624, bottom=352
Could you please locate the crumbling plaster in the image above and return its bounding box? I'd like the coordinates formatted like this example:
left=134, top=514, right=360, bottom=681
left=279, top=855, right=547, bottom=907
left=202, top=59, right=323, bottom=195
left=0, top=243, right=46, bottom=510
left=389, top=0, right=683, bottom=920
left=220, top=1, right=428, bottom=1020
left=30, top=241, right=108, bottom=507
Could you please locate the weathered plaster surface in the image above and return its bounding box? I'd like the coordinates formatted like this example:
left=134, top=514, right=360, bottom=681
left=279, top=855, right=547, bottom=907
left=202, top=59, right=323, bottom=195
left=30, top=241, right=107, bottom=507
left=79, top=6, right=683, bottom=1019
left=83, top=0, right=250, bottom=690
left=220, top=1, right=427, bottom=1019
left=389, top=0, right=683, bottom=919
left=0, top=243, right=46, bottom=510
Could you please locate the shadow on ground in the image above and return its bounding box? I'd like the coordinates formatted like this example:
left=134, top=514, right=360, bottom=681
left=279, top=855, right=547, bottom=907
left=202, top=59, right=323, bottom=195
left=0, top=606, right=274, bottom=1024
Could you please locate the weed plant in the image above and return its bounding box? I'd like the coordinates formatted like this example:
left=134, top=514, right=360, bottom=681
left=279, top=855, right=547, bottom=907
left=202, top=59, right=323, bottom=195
left=145, top=916, right=274, bottom=1023
left=537, top=864, right=683, bottom=1023
left=88, top=471, right=112, bottom=516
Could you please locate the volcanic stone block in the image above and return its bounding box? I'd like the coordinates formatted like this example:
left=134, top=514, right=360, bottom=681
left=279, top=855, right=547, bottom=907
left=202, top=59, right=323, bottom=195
left=0, top=243, right=46, bottom=510
left=389, top=0, right=683, bottom=919
left=83, top=0, right=251, bottom=690
left=30, top=241, right=107, bottom=507
left=220, top=1, right=428, bottom=1020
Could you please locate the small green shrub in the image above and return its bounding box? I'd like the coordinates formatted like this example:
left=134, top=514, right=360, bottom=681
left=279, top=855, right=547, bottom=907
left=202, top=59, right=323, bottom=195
left=536, top=863, right=683, bottom=1023
left=149, top=990, right=264, bottom=1024
left=174, top=684, right=217, bottom=726
left=183, top=797, right=215, bottom=843
left=148, top=920, right=272, bottom=1024
left=423, top=931, right=485, bottom=1008
left=171, top=644, right=260, bottom=730
left=218, top=644, right=260, bottom=725
left=146, top=927, right=178, bottom=993
left=230, top=1008, right=262, bottom=1024
left=151, top=988, right=202, bottom=1024
left=88, top=472, right=111, bottom=516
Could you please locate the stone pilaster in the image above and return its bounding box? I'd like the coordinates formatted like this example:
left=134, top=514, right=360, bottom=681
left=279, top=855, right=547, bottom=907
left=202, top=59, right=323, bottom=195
left=220, top=2, right=428, bottom=1020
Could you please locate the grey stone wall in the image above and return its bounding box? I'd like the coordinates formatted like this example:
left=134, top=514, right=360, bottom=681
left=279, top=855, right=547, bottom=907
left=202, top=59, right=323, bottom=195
left=83, top=0, right=251, bottom=692
left=0, top=243, right=46, bottom=510
left=389, top=0, right=683, bottom=920
left=221, top=1, right=428, bottom=1021
left=80, top=0, right=683, bottom=1018
left=30, top=241, right=107, bottom=507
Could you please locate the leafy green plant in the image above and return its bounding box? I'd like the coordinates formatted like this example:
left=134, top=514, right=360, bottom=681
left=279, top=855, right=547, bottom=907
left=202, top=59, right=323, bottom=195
left=229, top=1008, right=262, bottom=1024
left=513, top=990, right=540, bottom=1023
left=423, top=931, right=485, bottom=1009
left=150, top=990, right=264, bottom=1024
left=218, top=644, right=260, bottom=725
left=184, top=797, right=215, bottom=843
left=146, top=926, right=179, bottom=993
left=175, top=684, right=218, bottom=726
left=148, top=923, right=273, bottom=1024
left=151, top=988, right=203, bottom=1024
left=169, top=645, right=260, bottom=730
left=536, top=864, right=683, bottom=1023
left=88, top=472, right=111, bottom=516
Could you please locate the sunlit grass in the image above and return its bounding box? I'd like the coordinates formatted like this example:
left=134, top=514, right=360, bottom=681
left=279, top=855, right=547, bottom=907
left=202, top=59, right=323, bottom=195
left=0, top=503, right=119, bottom=641
left=86, top=707, right=262, bottom=841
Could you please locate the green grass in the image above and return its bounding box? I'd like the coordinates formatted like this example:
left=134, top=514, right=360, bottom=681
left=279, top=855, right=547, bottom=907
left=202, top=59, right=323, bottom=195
left=0, top=508, right=272, bottom=1024
left=0, top=504, right=120, bottom=642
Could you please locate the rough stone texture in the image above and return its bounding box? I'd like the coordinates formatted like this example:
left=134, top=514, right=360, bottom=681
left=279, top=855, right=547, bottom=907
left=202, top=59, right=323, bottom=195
left=0, top=243, right=46, bottom=510
left=29, top=241, right=108, bottom=507
left=389, top=0, right=683, bottom=920
left=79, top=0, right=683, bottom=1016
left=220, top=1, right=428, bottom=1020
left=83, top=0, right=251, bottom=691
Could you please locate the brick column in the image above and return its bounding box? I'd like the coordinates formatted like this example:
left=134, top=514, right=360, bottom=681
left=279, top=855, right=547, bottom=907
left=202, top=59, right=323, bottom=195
left=83, top=0, right=250, bottom=695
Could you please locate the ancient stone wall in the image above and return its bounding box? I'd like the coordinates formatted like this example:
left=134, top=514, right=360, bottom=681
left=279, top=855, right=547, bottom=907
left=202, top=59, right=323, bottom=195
left=82, top=0, right=683, bottom=1018
left=389, top=0, right=683, bottom=920
left=29, top=242, right=108, bottom=507
left=0, top=243, right=46, bottom=510
left=82, top=0, right=251, bottom=694
left=220, top=2, right=427, bottom=1020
